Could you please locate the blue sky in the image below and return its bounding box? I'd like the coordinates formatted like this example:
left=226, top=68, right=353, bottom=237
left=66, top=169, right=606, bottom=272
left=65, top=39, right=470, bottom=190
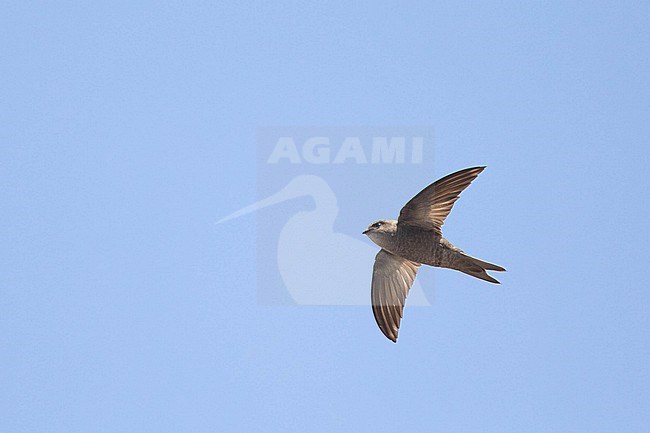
left=2, top=2, right=649, bottom=432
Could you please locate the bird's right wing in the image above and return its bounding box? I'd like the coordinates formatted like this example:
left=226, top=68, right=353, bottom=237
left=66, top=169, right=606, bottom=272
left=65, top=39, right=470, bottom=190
left=371, top=249, right=420, bottom=342
left=398, top=166, right=485, bottom=234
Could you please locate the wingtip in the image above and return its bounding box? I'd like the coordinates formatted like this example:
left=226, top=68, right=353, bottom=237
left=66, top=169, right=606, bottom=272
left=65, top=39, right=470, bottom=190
left=463, top=166, right=486, bottom=176
left=382, top=328, right=398, bottom=343
left=457, top=165, right=485, bottom=172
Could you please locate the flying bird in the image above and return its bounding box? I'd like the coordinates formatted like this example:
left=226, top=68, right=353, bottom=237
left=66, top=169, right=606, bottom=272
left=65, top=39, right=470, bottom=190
left=363, top=166, right=505, bottom=342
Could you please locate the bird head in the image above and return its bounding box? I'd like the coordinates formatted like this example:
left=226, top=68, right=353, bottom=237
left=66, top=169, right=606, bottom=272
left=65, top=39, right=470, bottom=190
left=363, top=219, right=398, bottom=250
left=363, top=219, right=397, bottom=236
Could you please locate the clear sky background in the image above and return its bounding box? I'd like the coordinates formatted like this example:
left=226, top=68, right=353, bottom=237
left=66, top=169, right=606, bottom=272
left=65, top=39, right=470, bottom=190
left=2, top=2, right=649, bottom=432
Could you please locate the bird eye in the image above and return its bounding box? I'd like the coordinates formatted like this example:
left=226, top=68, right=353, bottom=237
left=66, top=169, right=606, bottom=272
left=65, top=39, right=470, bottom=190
left=373, top=222, right=382, bottom=228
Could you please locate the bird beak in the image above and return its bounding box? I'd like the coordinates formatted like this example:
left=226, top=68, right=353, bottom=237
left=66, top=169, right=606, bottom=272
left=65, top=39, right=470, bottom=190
left=362, top=229, right=369, bottom=235
left=217, top=182, right=302, bottom=224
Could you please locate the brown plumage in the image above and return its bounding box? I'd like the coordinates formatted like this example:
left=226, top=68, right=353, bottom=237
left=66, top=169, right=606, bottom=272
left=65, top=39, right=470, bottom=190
left=363, top=166, right=505, bottom=342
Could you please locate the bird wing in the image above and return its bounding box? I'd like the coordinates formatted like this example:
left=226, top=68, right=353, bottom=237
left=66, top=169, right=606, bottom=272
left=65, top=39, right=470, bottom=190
left=371, top=249, right=420, bottom=342
left=398, top=166, right=485, bottom=234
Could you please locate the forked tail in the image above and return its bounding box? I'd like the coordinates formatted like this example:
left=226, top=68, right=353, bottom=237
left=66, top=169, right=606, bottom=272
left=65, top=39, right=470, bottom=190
left=458, top=254, right=506, bottom=284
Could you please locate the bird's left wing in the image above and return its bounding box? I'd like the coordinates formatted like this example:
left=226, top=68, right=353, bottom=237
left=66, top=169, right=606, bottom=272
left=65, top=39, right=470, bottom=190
left=398, top=166, right=485, bottom=234
left=371, top=249, right=420, bottom=342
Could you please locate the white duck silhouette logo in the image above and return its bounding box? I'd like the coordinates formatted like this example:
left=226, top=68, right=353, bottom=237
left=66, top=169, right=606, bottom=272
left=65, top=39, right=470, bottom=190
left=219, top=175, right=431, bottom=306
